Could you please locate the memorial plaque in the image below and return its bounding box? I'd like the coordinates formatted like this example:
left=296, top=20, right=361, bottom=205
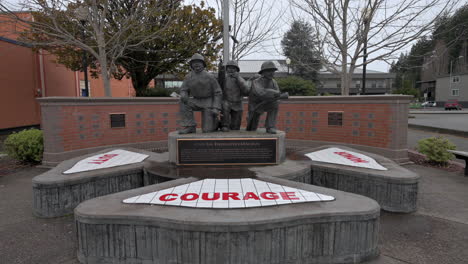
left=177, top=138, right=278, bottom=165
left=328, top=111, right=343, bottom=126
left=110, top=113, right=126, bottom=128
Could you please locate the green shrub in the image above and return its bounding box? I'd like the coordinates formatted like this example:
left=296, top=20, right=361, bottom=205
left=417, top=136, right=456, bottom=165
left=276, top=76, right=317, bottom=96
left=4, top=129, right=43, bottom=163
left=136, top=87, right=179, bottom=97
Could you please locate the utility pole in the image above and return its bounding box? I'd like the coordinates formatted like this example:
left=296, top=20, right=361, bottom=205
left=223, top=0, right=230, bottom=64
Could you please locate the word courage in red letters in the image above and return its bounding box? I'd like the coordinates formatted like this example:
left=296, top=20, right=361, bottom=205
left=334, top=151, right=369, bottom=163
left=159, top=192, right=300, bottom=202
left=88, top=154, right=119, bottom=164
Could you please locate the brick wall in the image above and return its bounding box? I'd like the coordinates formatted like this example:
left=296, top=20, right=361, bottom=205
left=39, top=95, right=411, bottom=165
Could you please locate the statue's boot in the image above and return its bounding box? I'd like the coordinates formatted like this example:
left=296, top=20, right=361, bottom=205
left=266, top=128, right=277, bottom=134
left=178, top=127, right=196, bottom=134
left=221, top=126, right=230, bottom=132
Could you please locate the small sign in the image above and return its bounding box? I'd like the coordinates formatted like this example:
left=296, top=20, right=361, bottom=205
left=305, top=147, right=387, bottom=171
left=328, top=112, right=343, bottom=126
left=63, top=149, right=149, bottom=174
left=123, top=178, right=335, bottom=209
left=110, top=113, right=125, bottom=128
left=177, top=138, right=277, bottom=165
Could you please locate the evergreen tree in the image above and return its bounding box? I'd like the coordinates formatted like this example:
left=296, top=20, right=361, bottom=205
left=281, top=20, right=321, bottom=82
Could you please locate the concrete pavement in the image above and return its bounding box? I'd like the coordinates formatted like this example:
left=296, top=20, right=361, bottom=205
left=408, top=111, right=468, bottom=137
left=1, top=161, right=468, bottom=264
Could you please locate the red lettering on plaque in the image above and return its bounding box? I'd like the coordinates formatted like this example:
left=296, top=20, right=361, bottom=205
left=243, top=192, right=260, bottom=200
left=334, top=152, right=369, bottom=163
left=222, top=192, right=240, bottom=200
left=201, top=193, right=220, bottom=200
left=159, top=194, right=177, bottom=201
left=280, top=192, right=300, bottom=200
left=181, top=193, right=199, bottom=201
left=260, top=192, right=279, bottom=200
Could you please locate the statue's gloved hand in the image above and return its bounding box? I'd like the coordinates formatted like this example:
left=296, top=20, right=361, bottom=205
left=279, top=92, right=289, bottom=99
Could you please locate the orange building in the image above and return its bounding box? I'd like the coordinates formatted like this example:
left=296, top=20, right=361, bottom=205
left=0, top=13, right=135, bottom=130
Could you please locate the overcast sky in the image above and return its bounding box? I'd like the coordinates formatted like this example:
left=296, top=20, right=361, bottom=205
left=5, top=0, right=463, bottom=72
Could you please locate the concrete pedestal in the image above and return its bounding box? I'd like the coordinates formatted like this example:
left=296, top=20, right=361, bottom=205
left=75, top=177, right=380, bottom=264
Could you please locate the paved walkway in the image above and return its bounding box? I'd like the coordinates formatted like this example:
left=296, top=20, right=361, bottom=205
left=1, top=163, right=468, bottom=264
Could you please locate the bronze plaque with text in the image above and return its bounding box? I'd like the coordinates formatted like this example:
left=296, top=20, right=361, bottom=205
left=328, top=111, right=343, bottom=126
left=177, top=138, right=278, bottom=165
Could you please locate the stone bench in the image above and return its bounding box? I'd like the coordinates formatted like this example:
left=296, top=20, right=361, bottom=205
left=75, top=176, right=380, bottom=264
left=298, top=145, right=420, bottom=213
left=32, top=148, right=167, bottom=218
left=448, top=150, right=468, bottom=176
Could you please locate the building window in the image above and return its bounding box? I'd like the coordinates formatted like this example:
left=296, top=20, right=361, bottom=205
left=451, top=89, right=459, bottom=96
left=371, top=81, right=377, bottom=88
left=164, top=81, right=183, bottom=89
left=355, top=80, right=361, bottom=88
left=452, top=76, right=460, bottom=83
left=377, top=81, right=384, bottom=88
left=80, top=80, right=91, bottom=97
left=336, top=82, right=341, bottom=88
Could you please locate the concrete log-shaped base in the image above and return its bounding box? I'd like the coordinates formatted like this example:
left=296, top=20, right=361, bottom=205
left=301, top=146, right=420, bottom=213
left=32, top=148, right=168, bottom=218
left=75, top=177, right=380, bottom=264
left=33, top=147, right=309, bottom=218
left=168, top=129, right=286, bottom=165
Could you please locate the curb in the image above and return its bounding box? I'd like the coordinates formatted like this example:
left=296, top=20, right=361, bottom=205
left=408, top=124, right=468, bottom=138
left=410, top=111, right=468, bottom=114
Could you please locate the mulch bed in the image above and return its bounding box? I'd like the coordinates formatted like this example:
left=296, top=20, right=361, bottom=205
left=408, top=149, right=465, bottom=173
left=0, top=156, right=32, bottom=177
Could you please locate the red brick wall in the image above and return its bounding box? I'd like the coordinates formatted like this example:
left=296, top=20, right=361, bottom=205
left=39, top=96, right=410, bottom=165
left=0, top=41, right=41, bottom=129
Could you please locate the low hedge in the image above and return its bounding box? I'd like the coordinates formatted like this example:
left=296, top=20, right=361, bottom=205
left=4, top=129, right=43, bottom=163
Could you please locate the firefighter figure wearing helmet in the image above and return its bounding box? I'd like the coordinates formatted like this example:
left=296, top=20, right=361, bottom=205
left=246, top=61, right=289, bottom=134
left=220, top=60, right=250, bottom=132
left=178, top=53, right=223, bottom=134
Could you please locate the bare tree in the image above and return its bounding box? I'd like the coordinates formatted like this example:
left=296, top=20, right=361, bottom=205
left=0, top=0, right=179, bottom=97
left=290, top=0, right=455, bottom=95
left=212, top=0, right=282, bottom=60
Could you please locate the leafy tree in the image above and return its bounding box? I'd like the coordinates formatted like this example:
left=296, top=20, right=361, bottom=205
left=433, top=4, right=468, bottom=71
left=392, top=79, right=419, bottom=99
left=276, top=76, right=316, bottom=96
left=390, top=37, right=434, bottom=89
left=0, top=0, right=221, bottom=95
left=281, top=20, right=321, bottom=82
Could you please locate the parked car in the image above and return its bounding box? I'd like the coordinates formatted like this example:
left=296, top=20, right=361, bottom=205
left=421, top=101, right=437, bottom=107
left=444, top=99, right=462, bottom=110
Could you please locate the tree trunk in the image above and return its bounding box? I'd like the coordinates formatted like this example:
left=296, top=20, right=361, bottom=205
left=130, top=71, right=152, bottom=94
left=97, top=36, right=112, bottom=97
left=341, top=63, right=349, bottom=95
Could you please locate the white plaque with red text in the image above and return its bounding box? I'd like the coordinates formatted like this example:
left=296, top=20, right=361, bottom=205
left=123, top=178, right=335, bottom=209
left=305, top=147, right=387, bottom=171
left=63, top=149, right=149, bottom=174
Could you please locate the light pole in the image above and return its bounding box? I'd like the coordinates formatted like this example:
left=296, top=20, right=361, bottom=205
left=361, top=8, right=370, bottom=95
left=76, top=7, right=89, bottom=97
left=449, top=56, right=464, bottom=94
left=222, top=0, right=230, bottom=64
left=286, top=58, right=291, bottom=75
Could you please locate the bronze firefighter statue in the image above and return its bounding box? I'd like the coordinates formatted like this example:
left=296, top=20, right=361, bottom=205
left=178, top=53, right=222, bottom=134
left=220, top=60, right=250, bottom=132
left=246, top=61, right=289, bottom=134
